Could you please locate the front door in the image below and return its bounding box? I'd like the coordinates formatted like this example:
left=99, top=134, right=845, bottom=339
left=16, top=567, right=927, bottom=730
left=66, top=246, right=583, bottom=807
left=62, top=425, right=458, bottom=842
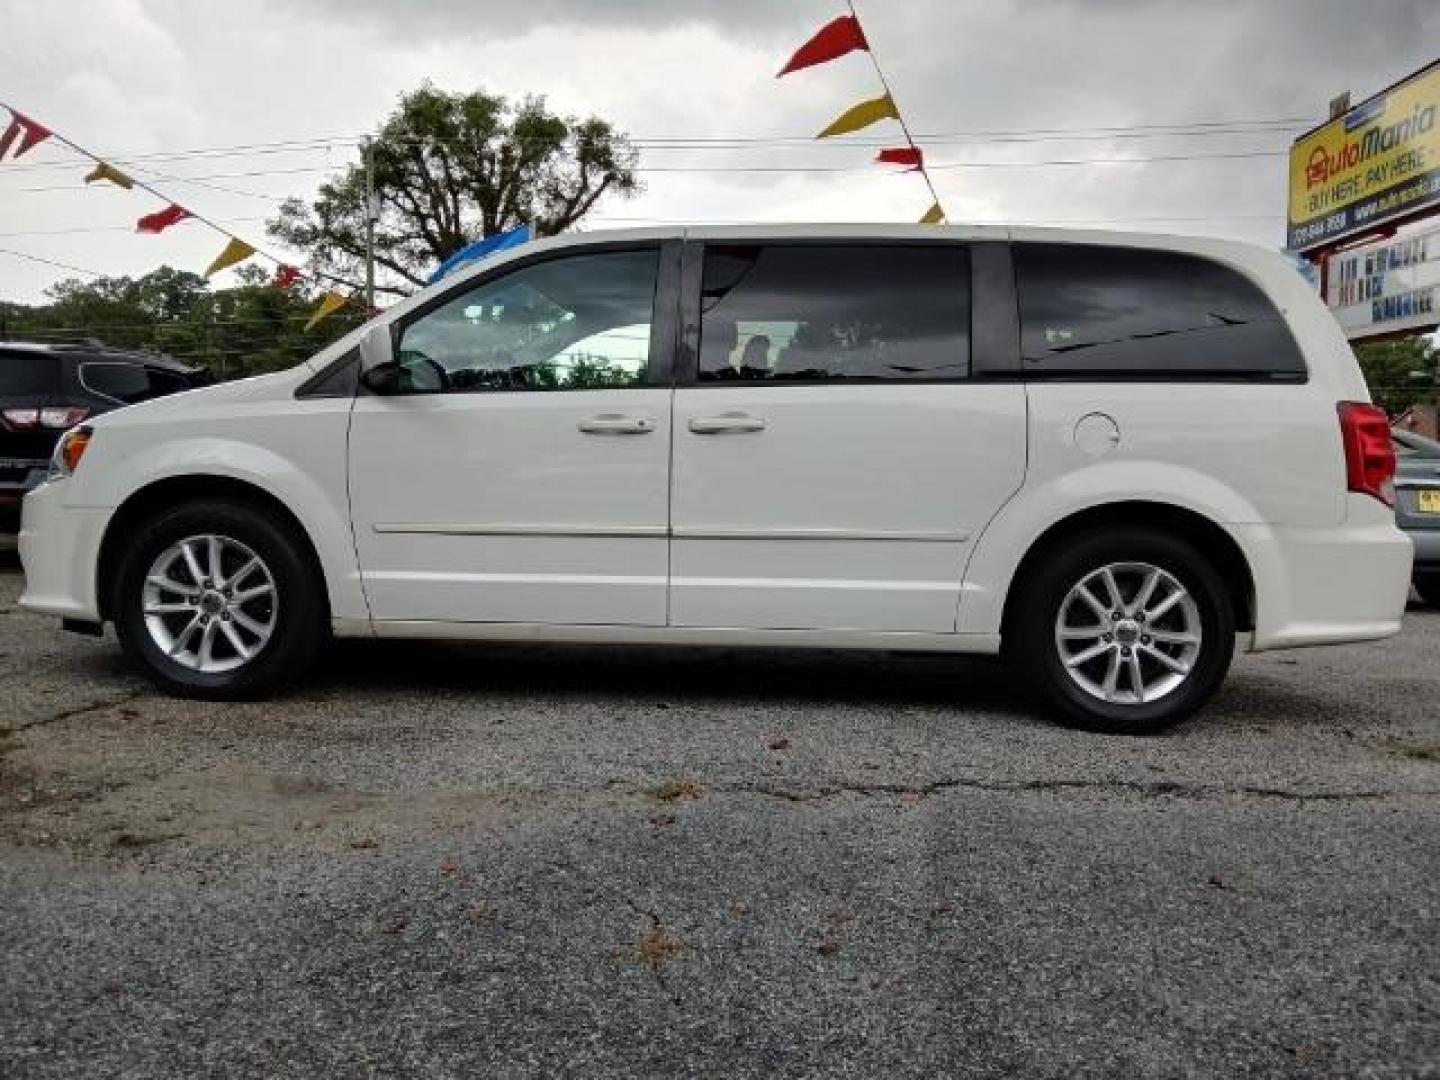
left=348, top=243, right=677, bottom=626
left=668, top=241, right=1027, bottom=633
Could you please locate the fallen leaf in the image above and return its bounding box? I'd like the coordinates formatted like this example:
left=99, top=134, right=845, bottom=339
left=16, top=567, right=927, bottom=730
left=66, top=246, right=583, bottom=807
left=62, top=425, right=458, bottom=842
left=637, top=928, right=683, bottom=967
left=650, top=813, right=676, bottom=827
left=651, top=780, right=704, bottom=802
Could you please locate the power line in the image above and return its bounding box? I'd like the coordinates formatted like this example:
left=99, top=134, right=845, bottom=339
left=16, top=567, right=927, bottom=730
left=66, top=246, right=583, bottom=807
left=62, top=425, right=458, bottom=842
left=0, top=246, right=103, bottom=278
left=0, top=115, right=1316, bottom=172
left=2, top=146, right=1292, bottom=193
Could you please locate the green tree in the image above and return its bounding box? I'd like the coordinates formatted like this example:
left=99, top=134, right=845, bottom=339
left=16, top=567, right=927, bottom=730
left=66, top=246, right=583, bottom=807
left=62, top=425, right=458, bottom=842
left=0, top=267, right=364, bottom=379
left=1355, top=335, right=1440, bottom=416
left=268, top=84, right=640, bottom=298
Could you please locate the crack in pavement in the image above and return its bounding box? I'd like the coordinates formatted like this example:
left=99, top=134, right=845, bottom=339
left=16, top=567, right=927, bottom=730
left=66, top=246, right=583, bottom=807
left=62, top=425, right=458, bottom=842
left=1, top=688, right=149, bottom=735
left=547, top=857, right=686, bottom=1009
left=707, top=777, right=1434, bottom=805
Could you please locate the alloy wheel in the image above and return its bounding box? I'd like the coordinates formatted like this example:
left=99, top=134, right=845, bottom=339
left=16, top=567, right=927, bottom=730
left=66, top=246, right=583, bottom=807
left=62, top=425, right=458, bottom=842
left=1053, top=561, right=1202, bottom=705
left=141, top=534, right=279, bottom=674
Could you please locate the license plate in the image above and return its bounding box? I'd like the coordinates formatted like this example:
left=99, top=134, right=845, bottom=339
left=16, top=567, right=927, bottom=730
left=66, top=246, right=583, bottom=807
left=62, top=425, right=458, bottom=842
left=1419, top=489, right=1440, bottom=513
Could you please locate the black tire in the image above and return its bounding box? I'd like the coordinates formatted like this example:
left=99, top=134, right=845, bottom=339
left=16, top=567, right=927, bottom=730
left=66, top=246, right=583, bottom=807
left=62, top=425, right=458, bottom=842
left=1415, top=574, right=1440, bottom=609
left=1012, top=528, right=1235, bottom=734
left=112, top=498, right=326, bottom=699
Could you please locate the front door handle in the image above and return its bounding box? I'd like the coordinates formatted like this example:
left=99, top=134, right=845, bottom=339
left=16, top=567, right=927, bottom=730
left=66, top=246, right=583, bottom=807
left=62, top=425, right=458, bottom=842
left=578, top=414, right=655, bottom=435
left=688, top=412, right=767, bottom=435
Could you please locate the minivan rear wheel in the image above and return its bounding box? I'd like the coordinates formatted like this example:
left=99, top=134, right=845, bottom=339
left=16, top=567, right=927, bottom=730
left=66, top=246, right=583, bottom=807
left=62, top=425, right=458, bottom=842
left=1014, top=529, right=1235, bottom=734
left=112, top=499, right=325, bottom=699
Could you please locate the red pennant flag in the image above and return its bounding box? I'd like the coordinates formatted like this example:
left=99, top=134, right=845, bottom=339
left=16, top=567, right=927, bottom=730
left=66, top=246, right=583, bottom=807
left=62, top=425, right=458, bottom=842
left=136, top=204, right=192, bottom=234
left=0, top=111, right=52, bottom=161
left=777, top=14, right=868, bottom=76
left=876, top=147, right=924, bottom=170
left=271, top=265, right=301, bottom=289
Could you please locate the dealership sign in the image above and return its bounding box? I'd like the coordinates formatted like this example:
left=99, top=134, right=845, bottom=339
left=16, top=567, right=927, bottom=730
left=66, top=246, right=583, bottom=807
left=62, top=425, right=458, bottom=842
left=1324, top=224, right=1440, bottom=340
left=1288, top=61, right=1440, bottom=252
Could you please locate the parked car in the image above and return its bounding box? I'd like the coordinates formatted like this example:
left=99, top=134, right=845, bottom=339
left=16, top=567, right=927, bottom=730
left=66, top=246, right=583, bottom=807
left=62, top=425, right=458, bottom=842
left=18, top=226, right=1413, bottom=733
left=1, top=342, right=209, bottom=531
left=1393, top=427, right=1440, bottom=606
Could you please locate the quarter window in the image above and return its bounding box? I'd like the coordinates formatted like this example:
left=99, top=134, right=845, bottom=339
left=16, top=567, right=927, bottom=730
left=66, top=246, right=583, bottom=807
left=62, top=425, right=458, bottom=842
left=1014, top=243, right=1306, bottom=377
left=697, top=245, right=970, bottom=382
left=395, top=249, right=659, bottom=393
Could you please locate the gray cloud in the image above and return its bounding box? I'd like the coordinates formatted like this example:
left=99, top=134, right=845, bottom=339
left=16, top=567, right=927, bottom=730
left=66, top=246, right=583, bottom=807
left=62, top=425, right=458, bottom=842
left=1, top=0, right=1437, bottom=302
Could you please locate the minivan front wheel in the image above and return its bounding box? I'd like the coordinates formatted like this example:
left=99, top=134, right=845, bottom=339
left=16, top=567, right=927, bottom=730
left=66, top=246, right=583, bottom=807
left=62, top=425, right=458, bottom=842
left=113, top=499, right=325, bottom=698
left=1015, top=530, right=1235, bottom=734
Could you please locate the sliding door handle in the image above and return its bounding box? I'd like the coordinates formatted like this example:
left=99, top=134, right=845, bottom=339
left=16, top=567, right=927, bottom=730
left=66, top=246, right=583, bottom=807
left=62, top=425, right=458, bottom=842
left=688, top=412, right=767, bottom=435
left=577, top=414, right=655, bottom=435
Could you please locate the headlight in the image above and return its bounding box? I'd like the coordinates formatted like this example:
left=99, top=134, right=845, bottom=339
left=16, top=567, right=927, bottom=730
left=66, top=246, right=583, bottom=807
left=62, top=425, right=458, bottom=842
left=48, top=426, right=94, bottom=480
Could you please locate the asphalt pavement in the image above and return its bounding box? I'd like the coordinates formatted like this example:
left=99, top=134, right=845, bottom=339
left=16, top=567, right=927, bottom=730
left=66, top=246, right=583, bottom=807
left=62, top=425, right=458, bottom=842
left=1, top=540, right=1436, bottom=1078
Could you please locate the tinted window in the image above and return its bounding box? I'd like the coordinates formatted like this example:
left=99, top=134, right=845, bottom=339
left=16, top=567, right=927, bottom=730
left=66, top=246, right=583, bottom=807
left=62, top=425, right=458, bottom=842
left=146, top=369, right=194, bottom=396
left=396, top=249, right=658, bottom=393
left=1014, top=244, right=1306, bottom=377
left=0, top=351, right=57, bottom=396
left=698, top=245, right=970, bottom=382
left=80, top=361, right=153, bottom=402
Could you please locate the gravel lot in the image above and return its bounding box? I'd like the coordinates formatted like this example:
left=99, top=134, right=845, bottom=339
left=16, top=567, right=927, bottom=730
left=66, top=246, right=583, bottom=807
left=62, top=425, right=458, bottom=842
left=1, top=539, right=1437, bottom=1078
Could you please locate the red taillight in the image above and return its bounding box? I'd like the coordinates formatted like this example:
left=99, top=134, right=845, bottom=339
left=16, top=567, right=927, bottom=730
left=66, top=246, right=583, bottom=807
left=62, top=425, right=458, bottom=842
left=1, top=406, right=89, bottom=431
left=1337, top=401, right=1396, bottom=506
left=1, top=407, right=39, bottom=431
left=40, top=406, right=89, bottom=429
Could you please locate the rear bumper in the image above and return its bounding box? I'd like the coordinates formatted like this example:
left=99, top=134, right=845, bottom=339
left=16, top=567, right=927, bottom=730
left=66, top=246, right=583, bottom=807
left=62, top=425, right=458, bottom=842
left=0, top=463, right=48, bottom=532
left=17, top=480, right=110, bottom=621
left=1405, top=525, right=1440, bottom=573
left=1237, top=496, right=1413, bottom=651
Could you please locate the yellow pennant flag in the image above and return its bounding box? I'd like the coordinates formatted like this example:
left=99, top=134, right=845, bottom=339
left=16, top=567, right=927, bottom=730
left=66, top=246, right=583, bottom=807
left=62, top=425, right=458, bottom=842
left=817, top=93, right=898, bottom=138
left=204, top=238, right=255, bottom=279
left=919, top=201, right=945, bottom=224
left=305, top=290, right=350, bottom=332
left=84, top=161, right=134, bottom=189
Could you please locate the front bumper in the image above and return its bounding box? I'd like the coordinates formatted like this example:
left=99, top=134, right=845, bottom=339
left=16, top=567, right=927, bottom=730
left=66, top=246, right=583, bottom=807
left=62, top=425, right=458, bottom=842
left=1236, top=496, right=1413, bottom=651
left=17, top=480, right=111, bottom=621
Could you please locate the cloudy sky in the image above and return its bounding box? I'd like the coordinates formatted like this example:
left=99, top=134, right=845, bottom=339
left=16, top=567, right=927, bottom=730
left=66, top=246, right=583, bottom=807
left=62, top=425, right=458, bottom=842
left=0, top=0, right=1436, bottom=303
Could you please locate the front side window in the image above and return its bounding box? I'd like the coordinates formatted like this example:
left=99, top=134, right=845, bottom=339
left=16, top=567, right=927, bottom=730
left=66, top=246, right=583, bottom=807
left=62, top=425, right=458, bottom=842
left=697, top=244, right=970, bottom=382
left=395, top=249, right=658, bottom=393
left=1015, top=243, right=1306, bottom=377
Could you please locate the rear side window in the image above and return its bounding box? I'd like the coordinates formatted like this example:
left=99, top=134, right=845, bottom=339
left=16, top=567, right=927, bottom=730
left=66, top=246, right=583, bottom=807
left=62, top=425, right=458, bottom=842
left=0, top=351, right=57, bottom=396
left=698, top=244, right=970, bottom=382
left=79, top=361, right=187, bottom=404
left=145, top=369, right=194, bottom=396
left=1014, top=244, right=1306, bottom=378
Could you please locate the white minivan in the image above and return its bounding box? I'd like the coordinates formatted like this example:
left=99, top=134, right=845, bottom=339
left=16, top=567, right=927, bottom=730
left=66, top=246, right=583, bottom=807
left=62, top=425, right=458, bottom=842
left=18, top=225, right=1413, bottom=732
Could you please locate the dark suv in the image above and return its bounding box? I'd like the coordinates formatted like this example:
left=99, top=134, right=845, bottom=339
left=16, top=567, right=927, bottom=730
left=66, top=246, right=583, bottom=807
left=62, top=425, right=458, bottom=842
left=1, top=342, right=210, bottom=530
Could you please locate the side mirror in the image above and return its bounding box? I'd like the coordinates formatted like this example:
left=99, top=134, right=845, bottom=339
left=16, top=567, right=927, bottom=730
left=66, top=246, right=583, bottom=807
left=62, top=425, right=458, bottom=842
left=359, top=360, right=402, bottom=395
left=357, top=322, right=397, bottom=395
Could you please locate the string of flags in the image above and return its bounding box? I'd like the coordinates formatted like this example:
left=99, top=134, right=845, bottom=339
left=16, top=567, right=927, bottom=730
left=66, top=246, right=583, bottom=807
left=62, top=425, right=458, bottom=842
left=777, top=4, right=947, bottom=224
left=1, top=102, right=357, bottom=330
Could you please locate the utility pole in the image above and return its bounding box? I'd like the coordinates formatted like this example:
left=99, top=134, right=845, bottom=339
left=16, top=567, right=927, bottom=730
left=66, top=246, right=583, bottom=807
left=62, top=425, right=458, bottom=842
left=363, top=140, right=377, bottom=313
